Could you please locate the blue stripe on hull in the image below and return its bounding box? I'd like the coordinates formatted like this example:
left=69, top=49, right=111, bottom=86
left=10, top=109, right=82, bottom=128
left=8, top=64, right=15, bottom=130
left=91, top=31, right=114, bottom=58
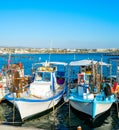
left=4, top=87, right=66, bottom=102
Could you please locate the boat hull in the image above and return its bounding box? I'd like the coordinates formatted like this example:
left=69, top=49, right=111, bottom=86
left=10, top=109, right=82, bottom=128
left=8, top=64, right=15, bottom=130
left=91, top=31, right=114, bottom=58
left=70, top=99, right=113, bottom=119
left=17, top=98, right=61, bottom=120
left=6, top=95, right=62, bottom=121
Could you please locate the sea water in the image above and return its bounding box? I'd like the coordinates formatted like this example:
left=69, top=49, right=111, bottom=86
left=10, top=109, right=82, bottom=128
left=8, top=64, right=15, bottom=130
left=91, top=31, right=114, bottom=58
left=0, top=100, right=119, bottom=130
left=0, top=53, right=119, bottom=130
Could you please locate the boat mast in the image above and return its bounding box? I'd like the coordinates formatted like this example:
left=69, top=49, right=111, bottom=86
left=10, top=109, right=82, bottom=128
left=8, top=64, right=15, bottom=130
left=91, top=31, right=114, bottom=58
left=48, top=40, right=52, bottom=62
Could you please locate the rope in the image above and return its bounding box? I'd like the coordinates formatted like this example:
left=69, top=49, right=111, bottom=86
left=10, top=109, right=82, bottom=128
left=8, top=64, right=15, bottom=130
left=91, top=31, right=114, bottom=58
left=52, top=95, right=55, bottom=126
left=68, top=100, right=71, bottom=126
left=30, top=94, right=42, bottom=99
left=53, top=100, right=67, bottom=114
left=12, top=92, right=16, bottom=122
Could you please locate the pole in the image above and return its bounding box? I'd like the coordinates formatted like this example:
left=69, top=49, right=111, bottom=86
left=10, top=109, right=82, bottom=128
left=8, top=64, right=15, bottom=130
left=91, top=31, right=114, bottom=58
left=68, top=100, right=71, bottom=127
left=52, top=95, right=56, bottom=126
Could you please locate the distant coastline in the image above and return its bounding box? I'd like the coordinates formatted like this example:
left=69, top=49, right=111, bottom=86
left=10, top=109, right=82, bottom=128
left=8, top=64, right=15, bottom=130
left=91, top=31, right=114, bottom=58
left=0, top=47, right=119, bottom=54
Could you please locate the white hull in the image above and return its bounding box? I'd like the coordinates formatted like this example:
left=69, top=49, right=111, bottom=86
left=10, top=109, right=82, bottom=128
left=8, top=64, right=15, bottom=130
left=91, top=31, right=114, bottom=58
left=70, top=100, right=113, bottom=118
left=10, top=96, right=61, bottom=120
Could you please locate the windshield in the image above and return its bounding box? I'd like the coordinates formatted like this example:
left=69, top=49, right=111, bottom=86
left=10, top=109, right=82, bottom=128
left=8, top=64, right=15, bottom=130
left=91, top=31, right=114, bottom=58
left=35, top=72, right=51, bottom=82
left=43, top=72, right=51, bottom=81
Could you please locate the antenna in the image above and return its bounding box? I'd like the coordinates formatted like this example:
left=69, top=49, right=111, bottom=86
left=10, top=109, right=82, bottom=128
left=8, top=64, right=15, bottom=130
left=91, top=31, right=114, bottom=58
left=49, top=40, right=52, bottom=62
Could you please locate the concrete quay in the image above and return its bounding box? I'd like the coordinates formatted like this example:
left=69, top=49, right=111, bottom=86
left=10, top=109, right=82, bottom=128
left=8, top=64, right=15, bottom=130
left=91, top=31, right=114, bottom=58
left=0, top=125, right=43, bottom=130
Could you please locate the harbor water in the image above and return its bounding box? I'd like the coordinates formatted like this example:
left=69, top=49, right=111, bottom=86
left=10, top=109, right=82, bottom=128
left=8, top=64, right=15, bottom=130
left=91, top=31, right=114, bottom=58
left=0, top=53, right=119, bottom=130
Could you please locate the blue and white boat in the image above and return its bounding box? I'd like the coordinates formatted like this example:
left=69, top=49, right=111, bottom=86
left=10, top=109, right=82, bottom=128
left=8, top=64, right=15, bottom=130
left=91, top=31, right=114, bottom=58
left=4, top=61, right=68, bottom=121
left=66, top=59, right=116, bottom=120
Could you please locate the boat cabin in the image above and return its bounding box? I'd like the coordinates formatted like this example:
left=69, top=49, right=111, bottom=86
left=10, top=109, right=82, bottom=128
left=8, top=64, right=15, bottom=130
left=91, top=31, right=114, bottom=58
left=34, top=65, right=65, bottom=85
left=69, top=60, right=104, bottom=93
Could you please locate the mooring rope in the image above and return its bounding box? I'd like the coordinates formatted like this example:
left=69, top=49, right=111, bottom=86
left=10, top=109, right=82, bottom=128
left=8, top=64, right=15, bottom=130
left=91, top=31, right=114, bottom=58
left=53, top=100, right=67, bottom=114
left=12, top=92, right=16, bottom=123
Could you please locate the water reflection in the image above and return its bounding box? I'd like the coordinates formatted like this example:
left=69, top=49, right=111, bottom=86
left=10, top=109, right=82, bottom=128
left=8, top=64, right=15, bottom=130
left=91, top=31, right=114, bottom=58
left=0, top=100, right=119, bottom=130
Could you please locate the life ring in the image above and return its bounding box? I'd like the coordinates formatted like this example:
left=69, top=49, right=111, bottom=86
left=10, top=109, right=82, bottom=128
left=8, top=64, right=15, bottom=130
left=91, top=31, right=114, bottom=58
left=0, top=84, right=3, bottom=88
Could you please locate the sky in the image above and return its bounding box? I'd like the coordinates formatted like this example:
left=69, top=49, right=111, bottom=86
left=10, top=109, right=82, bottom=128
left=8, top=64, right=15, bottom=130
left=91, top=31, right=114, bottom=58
left=0, top=0, right=119, bottom=49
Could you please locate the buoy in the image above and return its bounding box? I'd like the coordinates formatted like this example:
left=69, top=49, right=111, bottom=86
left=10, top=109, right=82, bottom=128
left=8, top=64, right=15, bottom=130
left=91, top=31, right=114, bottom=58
left=77, top=126, right=82, bottom=130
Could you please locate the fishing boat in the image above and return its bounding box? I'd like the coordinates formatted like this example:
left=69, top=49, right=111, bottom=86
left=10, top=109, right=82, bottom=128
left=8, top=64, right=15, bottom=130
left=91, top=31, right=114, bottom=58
left=0, top=53, right=31, bottom=101
left=0, top=62, right=30, bottom=101
left=4, top=61, right=68, bottom=121
left=65, top=59, right=116, bottom=120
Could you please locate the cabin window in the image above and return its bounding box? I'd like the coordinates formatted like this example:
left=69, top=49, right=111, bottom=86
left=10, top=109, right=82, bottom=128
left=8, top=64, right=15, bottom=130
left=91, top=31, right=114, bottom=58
left=43, top=72, right=51, bottom=81
left=57, top=71, right=65, bottom=78
left=35, top=72, right=51, bottom=82
left=35, top=72, right=43, bottom=81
